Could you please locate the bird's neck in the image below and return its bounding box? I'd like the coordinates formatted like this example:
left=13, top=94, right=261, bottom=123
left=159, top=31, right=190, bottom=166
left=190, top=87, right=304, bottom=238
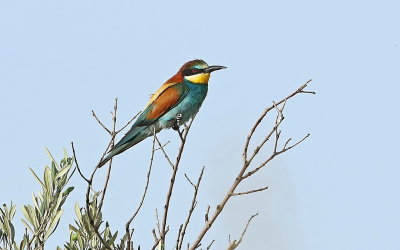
left=184, top=79, right=209, bottom=88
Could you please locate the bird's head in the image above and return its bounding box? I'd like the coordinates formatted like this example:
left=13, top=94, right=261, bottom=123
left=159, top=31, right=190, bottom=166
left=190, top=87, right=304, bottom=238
left=179, top=59, right=226, bottom=84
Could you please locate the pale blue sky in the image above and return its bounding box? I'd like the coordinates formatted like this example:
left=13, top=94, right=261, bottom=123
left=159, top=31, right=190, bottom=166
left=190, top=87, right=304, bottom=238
left=0, top=0, right=399, bottom=249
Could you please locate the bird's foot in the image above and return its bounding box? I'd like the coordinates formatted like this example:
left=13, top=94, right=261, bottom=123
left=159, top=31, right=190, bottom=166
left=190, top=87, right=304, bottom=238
left=172, top=113, right=182, bottom=131
left=172, top=124, right=179, bottom=131
left=172, top=113, right=184, bottom=141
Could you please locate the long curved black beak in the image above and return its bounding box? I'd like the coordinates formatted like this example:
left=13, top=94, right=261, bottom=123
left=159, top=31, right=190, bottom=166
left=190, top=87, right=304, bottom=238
left=204, top=65, right=227, bottom=73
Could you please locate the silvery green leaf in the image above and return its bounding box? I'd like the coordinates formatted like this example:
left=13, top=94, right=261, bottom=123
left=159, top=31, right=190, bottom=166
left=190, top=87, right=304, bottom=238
left=55, top=164, right=72, bottom=180
left=110, top=231, right=118, bottom=245
left=44, top=166, right=52, bottom=192
left=44, top=209, right=63, bottom=240
left=21, top=206, right=33, bottom=226
left=69, top=225, right=79, bottom=233
left=9, top=204, right=16, bottom=219
left=62, top=187, right=74, bottom=197
left=45, top=148, right=60, bottom=170
left=29, top=168, right=45, bottom=188
left=74, top=203, right=83, bottom=225
left=21, top=219, right=34, bottom=234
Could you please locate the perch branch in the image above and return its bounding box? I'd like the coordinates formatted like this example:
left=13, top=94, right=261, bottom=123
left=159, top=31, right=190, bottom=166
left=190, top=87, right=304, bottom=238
left=159, top=116, right=197, bottom=248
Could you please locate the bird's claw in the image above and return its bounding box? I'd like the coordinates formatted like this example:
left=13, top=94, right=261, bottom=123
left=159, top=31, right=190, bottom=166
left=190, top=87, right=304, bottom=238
left=172, top=113, right=182, bottom=131
left=172, top=113, right=185, bottom=141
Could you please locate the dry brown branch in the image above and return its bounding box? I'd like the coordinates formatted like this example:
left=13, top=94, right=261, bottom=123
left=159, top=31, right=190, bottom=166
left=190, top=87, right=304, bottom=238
left=151, top=227, right=169, bottom=250
left=227, top=213, right=258, bottom=250
left=92, top=110, right=112, bottom=135
left=242, top=133, right=311, bottom=179
left=177, top=167, right=205, bottom=250
left=155, top=140, right=171, bottom=151
left=175, top=225, right=183, bottom=250
left=159, top=116, right=197, bottom=248
left=155, top=136, right=175, bottom=169
left=189, top=80, right=314, bottom=250
left=206, top=240, right=215, bottom=250
left=98, top=99, right=118, bottom=211
left=243, top=79, right=313, bottom=163
left=231, top=186, right=269, bottom=196
left=205, top=205, right=210, bottom=223
left=116, top=111, right=141, bottom=134
left=125, top=128, right=157, bottom=250
left=71, top=142, right=90, bottom=184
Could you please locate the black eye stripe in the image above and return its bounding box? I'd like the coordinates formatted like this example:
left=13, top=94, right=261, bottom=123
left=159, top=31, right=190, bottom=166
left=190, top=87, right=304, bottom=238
left=183, top=68, right=204, bottom=76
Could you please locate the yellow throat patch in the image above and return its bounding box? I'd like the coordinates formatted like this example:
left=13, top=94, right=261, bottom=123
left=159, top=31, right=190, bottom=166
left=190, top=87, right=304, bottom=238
left=185, top=73, right=210, bottom=84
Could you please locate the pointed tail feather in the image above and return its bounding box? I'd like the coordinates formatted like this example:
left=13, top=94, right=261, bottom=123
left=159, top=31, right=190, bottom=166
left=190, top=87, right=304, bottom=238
left=97, top=127, right=150, bottom=168
left=97, top=143, right=130, bottom=168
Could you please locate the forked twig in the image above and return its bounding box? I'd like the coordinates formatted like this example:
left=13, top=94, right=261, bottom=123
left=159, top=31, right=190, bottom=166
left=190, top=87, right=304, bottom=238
left=190, top=80, right=314, bottom=250
left=227, top=213, right=258, bottom=250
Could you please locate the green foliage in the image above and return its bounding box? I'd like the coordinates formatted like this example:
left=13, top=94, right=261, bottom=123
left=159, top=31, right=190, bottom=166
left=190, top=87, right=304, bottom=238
left=0, top=149, right=74, bottom=250
left=0, top=202, right=16, bottom=249
left=63, top=193, right=122, bottom=250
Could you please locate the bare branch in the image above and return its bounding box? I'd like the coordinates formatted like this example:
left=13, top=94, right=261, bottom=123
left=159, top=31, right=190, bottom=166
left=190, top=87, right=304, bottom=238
left=231, top=186, right=269, bottom=196
left=243, top=79, right=314, bottom=163
left=155, top=140, right=170, bottom=151
left=207, top=240, right=215, bottom=250
left=116, top=111, right=141, bottom=134
left=160, top=117, right=197, bottom=247
left=227, top=213, right=258, bottom=250
left=184, top=174, right=196, bottom=188
left=98, top=98, right=119, bottom=211
left=190, top=80, right=314, bottom=250
left=281, top=133, right=310, bottom=152
left=126, top=128, right=157, bottom=249
left=243, top=133, right=310, bottom=179
left=175, top=224, right=183, bottom=250
left=92, top=110, right=112, bottom=135
left=155, top=208, right=161, bottom=236
left=151, top=227, right=169, bottom=250
left=178, top=167, right=205, bottom=250
left=205, top=205, right=211, bottom=224
left=155, top=135, right=175, bottom=169
left=71, top=142, right=90, bottom=184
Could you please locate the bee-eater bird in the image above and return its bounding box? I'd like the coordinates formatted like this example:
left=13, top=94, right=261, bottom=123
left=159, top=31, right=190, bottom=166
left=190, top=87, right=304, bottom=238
left=98, top=59, right=226, bottom=167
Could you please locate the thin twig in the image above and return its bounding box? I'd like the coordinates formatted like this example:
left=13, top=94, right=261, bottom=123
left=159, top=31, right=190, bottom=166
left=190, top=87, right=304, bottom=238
left=190, top=80, right=314, bottom=250
left=99, top=98, right=119, bottom=211
left=155, top=209, right=161, bottom=236
left=116, top=111, right=141, bottom=134
left=243, top=79, right=313, bottom=163
left=242, top=134, right=310, bottom=179
left=231, top=186, right=269, bottom=196
left=92, top=110, right=112, bottom=135
left=205, top=205, right=210, bottom=223
left=155, top=140, right=170, bottom=151
left=126, top=127, right=157, bottom=250
left=155, top=136, right=174, bottom=169
left=160, top=116, right=197, bottom=247
left=206, top=240, right=215, bottom=250
left=71, top=142, right=90, bottom=184
left=178, top=167, right=205, bottom=250
left=227, top=213, right=258, bottom=250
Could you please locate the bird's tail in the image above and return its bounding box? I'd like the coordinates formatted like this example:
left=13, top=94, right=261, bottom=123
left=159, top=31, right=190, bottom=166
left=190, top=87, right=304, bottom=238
left=97, top=142, right=133, bottom=168
left=97, top=127, right=148, bottom=168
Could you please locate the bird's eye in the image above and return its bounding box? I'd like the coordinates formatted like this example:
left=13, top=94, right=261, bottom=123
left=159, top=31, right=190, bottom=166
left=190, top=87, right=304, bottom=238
left=191, top=68, right=198, bottom=74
